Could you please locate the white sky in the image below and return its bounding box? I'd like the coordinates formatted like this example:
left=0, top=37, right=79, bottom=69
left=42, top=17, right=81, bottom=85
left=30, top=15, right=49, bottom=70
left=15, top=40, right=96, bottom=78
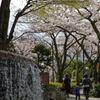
left=0, top=0, right=26, bottom=9
left=0, top=0, right=100, bottom=8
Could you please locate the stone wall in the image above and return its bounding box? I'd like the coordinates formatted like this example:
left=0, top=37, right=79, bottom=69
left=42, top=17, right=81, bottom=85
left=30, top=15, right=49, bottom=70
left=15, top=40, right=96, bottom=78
left=0, top=51, right=43, bottom=100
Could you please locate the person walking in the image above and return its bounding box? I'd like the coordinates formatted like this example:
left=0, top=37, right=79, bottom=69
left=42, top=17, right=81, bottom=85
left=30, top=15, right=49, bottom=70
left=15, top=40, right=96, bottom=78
left=74, top=83, right=82, bottom=100
left=64, top=74, right=71, bottom=99
left=82, top=74, right=92, bottom=100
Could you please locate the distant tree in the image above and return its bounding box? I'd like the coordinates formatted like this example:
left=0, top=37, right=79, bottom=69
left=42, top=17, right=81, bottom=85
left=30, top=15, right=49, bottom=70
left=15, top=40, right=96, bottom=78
left=63, top=60, right=72, bottom=77
left=63, top=60, right=83, bottom=82
left=66, top=60, right=83, bottom=71
left=31, top=44, right=52, bottom=72
left=14, top=33, right=41, bottom=57
left=64, top=60, right=83, bottom=79
left=76, top=1, right=100, bottom=83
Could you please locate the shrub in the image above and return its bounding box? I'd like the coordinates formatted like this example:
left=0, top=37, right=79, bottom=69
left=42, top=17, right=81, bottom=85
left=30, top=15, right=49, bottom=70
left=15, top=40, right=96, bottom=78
left=90, top=83, right=100, bottom=97
left=42, top=82, right=62, bottom=92
left=42, top=83, right=56, bottom=91
left=41, top=82, right=83, bottom=95
left=41, top=82, right=79, bottom=94
left=49, top=82, right=62, bottom=91
left=70, top=84, right=76, bottom=94
left=41, top=82, right=67, bottom=100
left=49, top=82, right=62, bottom=86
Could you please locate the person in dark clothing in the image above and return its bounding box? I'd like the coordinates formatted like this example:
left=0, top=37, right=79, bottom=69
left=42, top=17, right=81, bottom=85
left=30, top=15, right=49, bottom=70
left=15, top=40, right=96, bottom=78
left=64, top=74, right=71, bottom=98
left=82, top=74, right=91, bottom=100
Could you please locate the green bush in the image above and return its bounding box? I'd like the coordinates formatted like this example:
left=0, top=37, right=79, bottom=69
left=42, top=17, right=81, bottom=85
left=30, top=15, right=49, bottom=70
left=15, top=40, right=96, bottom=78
left=42, top=82, right=78, bottom=94
left=49, top=82, right=62, bottom=86
left=70, top=84, right=76, bottom=94
left=90, top=83, right=100, bottom=97
left=42, top=82, right=100, bottom=98
left=41, top=82, right=62, bottom=92
left=42, top=82, right=81, bottom=94
left=42, top=83, right=56, bottom=91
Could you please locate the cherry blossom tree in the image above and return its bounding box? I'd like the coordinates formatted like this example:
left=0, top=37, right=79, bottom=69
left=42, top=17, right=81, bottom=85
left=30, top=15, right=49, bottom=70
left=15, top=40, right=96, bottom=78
left=0, top=0, right=54, bottom=50
left=0, top=0, right=88, bottom=50
left=45, top=0, right=100, bottom=83
left=14, top=32, right=47, bottom=58
left=0, top=0, right=89, bottom=81
left=30, top=16, right=89, bottom=82
left=76, top=0, right=100, bottom=83
left=30, top=0, right=100, bottom=82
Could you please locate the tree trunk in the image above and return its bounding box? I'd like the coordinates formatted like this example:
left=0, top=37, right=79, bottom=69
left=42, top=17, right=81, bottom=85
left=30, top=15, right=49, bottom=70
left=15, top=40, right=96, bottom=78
left=93, top=64, right=98, bottom=84
left=58, top=70, right=63, bottom=82
left=0, top=0, right=11, bottom=50
left=76, top=50, right=79, bottom=83
left=97, top=45, right=100, bottom=83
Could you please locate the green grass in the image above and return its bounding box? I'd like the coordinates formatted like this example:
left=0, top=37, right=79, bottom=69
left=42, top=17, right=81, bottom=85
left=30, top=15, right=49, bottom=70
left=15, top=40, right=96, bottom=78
left=49, top=82, right=62, bottom=86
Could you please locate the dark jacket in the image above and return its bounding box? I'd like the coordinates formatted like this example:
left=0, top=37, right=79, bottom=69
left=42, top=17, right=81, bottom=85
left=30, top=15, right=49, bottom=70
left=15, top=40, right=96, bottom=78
left=82, top=78, right=91, bottom=88
left=64, top=78, right=70, bottom=93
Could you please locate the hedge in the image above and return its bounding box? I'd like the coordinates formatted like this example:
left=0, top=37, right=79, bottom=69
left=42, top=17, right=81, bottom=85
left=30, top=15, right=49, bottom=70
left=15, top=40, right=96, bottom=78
left=41, top=82, right=100, bottom=98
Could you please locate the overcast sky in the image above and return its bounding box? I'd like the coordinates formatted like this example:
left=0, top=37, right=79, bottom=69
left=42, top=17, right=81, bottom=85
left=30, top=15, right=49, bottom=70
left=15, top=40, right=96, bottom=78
left=0, top=0, right=26, bottom=9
